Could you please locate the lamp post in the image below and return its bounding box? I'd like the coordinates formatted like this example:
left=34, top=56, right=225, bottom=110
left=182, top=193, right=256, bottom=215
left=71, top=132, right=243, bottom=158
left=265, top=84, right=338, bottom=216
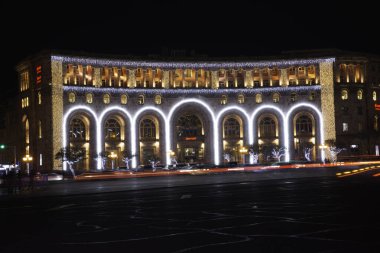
left=22, top=154, right=33, bottom=175
left=109, top=152, right=117, bottom=170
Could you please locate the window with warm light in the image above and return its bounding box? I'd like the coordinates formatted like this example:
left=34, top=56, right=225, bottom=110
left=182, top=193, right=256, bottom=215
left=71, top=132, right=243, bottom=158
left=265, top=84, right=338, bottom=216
left=341, top=89, right=348, bottom=100
left=20, top=71, right=29, bottom=91
left=38, top=121, right=42, bottom=139
left=237, top=94, right=245, bottom=104
left=68, top=92, right=76, bottom=103
left=38, top=91, right=42, bottom=105
left=343, top=123, right=348, bottom=132
left=256, top=94, right=262, bottom=104
left=375, top=115, right=379, bottom=131
left=373, top=91, right=377, bottom=101
left=137, top=95, right=145, bottom=105
left=309, top=91, right=315, bottom=101
left=290, top=93, right=297, bottom=102
left=154, top=94, right=162, bottom=105
left=272, top=93, right=280, bottom=103
left=357, top=89, right=363, bottom=100
left=121, top=94, right=128, bottom=105
left=220, top=95, right=228, bottom=105
left=86, top=93, right=93, bottom=104
left=103, top=94, right=110, bottom=104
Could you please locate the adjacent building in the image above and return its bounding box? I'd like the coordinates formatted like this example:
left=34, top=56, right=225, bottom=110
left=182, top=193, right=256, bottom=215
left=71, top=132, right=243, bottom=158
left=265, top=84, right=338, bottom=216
left=15, top=50, right=380, bottom=171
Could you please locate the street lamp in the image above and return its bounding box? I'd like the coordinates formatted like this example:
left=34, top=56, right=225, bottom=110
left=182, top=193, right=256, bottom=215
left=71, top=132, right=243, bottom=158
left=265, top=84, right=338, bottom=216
left=22, top=154, right=33, bottom=175
left=109, top=152, right=117, bottom=170
left=0, top=144, right=17, bottom=169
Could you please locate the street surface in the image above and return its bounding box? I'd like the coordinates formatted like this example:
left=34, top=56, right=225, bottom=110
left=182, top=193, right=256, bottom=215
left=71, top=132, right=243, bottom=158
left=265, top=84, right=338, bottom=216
left=1, top=166, right=380, bottom=252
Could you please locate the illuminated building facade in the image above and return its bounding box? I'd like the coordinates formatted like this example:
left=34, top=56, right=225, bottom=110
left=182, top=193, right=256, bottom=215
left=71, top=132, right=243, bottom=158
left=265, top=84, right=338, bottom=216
left=16, top=50, right=380, bottom=171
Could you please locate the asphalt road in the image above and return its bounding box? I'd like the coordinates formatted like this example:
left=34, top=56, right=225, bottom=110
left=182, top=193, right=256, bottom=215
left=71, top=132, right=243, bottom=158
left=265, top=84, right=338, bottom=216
left=1, top=168, right=380, bottom=253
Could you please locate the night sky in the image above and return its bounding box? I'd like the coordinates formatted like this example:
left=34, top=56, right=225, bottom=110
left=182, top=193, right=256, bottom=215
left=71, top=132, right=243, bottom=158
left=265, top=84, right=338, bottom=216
left=1, top=1, right=378, bottom=100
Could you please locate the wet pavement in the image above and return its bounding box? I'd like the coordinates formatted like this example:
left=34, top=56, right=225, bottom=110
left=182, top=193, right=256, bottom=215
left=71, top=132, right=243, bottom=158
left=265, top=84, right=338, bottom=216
left=1, top=168, right=380, bottom=252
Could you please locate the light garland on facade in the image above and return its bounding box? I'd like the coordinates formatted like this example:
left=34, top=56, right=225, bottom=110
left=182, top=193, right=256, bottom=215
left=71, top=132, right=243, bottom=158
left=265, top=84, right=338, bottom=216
left=52, top=55, right=335, bottom=70
left=63, top=85, right=321, bottom=95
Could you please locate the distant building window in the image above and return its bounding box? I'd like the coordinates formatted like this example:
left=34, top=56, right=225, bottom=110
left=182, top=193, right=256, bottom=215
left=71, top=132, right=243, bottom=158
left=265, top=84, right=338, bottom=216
left=309, top=91, right=315, bottom=101
left=256, top=94, right=262, bottom=104
left=373, top=91, right=377, bottom=101
left=290, top=93, right=297, bottom=102
left=237, top=94, right=245, bottom=104
left=341, top=89, right=348, bottom=100
left=103, top=94, right=110, bottom=104
left=68, top=92, right=76, bottom=103
left=343, top=123, right=348, bottom=132
left=121, top=94, right=128, bottom=105
left=38, top=121, right=42, bottom=139
left=375, top=115, right=379, bottom=131
left=38, top=91, right=42, bottom=105
left=21, top=97, right=29, bottom=108
left=20, top=71, right=29, bottom=91
left=138, top=95, right=145, bottom=105
left=220, top=95, right=228, bottom=105
left=357, top=89, right=363, bottom=100
left=272, top=93, right=280, bottom=103
left=86, top=93, right=93, bottom=104
left=154, top=94, right=162, bottom=105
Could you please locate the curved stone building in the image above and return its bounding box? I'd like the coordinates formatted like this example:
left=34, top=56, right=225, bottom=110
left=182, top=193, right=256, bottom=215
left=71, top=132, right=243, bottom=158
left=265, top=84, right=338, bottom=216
left=15, top=50, right=380, bottom=171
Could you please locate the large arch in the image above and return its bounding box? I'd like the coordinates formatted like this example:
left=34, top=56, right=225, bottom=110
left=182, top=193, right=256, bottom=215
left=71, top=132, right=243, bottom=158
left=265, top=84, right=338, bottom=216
left=216, top=106, right=250, bottom=164
left=132, top=106, right=167, bottom=168
left=250, top=105, right=287, bottom=161
left=167, top=99, right=217, bottom=165
left=98, top=107, right=133, bottom=169
left=62, top=106, right=98, bottom=170
left=286, top=103, right=324, bottom=161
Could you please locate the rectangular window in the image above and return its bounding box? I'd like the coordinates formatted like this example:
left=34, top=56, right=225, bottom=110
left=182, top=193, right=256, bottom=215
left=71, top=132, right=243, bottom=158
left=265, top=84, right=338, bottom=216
left=40, top=154, right=43, bottom=166
left=343, top=123, right=348, bottom=132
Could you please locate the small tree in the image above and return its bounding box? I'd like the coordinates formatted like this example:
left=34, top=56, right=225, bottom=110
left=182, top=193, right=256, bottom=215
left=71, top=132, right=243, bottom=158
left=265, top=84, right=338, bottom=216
left=148, top=156, right=160, bottom=172
left=304, top=147, right=312, bottom=162
left=248, top=144, right=260, bottom=164
left=223, top=152, right=231, bottom=163
left=55, top=147, right=85, bottom=177
left=98, top=151, right=110, bottom=170
left=324, top=139, right=345, bottom=163
left=271, top=147, right=286, bottom=162
left=121, top=150, right=136, bottom=171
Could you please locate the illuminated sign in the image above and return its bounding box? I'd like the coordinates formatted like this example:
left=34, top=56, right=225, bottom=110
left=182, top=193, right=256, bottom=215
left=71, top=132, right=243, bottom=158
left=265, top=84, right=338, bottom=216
left=185, top=137, right=196, bottom=141
left=375, top=104, right=380, bottom=111
left=36, top=65, right=42, bottom=84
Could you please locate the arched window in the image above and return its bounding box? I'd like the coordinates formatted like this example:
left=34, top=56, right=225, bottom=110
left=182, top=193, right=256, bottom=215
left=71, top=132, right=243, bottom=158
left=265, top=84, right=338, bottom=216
left=220, top=95, right=228, bottom=105
left=373, top=91, right=377, bottom=101
left=38, top=120, right=42, bottom=139
left=296, top=115, right=312, bottom=135
left=140, top=119, right=156, bottom=139
left=103, top=94, right=110, bottom=104
left=105, top=119, right=121, bottom=140
left=237, top=94, right=245, bottom=104
left=38, top=91, right=42, bottom=105
left=341, top=89, right=348, bottom=100
left=69, top=118, right=86, bottom=140
left=68, top=92, right=76, bottom=103
left=375, top=115, right=379, bottom=131
left=259, top=117, right=276, bottom=138
left=272, top=93, right=280, bottom=103
left=177, top=115, right=202, bottom=139
left=86, top=93, right=93, bottom=104
left=357, top=89, right=363, bottom=100
left=138, top=95, right=145, bottom=105
left=121, top=94, right=128, bottom=105
left=256, top=94, right=262, bottom=104
left=224, top=118, right=240, bottom=138
left=154, top=94, right=162, bottom=105
left=25, top=118, right=29, bottom=144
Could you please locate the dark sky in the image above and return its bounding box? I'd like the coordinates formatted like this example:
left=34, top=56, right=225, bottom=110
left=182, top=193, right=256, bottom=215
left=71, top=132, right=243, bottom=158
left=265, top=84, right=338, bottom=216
left=2, top=1, right=379, bottom=99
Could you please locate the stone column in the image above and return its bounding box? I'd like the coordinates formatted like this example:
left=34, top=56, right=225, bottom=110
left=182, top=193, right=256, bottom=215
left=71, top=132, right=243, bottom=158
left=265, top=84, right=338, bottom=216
left=245, top=70, right=253, bottom=88
left=211, top=71, right=218, bottom=89
left=128, top=69, right=136, bottom=88
left=163, top=70, right=170, bottom=89
left=94, top=68, right=101, bottom=87
left=280, top=69, right=288, bottom=86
